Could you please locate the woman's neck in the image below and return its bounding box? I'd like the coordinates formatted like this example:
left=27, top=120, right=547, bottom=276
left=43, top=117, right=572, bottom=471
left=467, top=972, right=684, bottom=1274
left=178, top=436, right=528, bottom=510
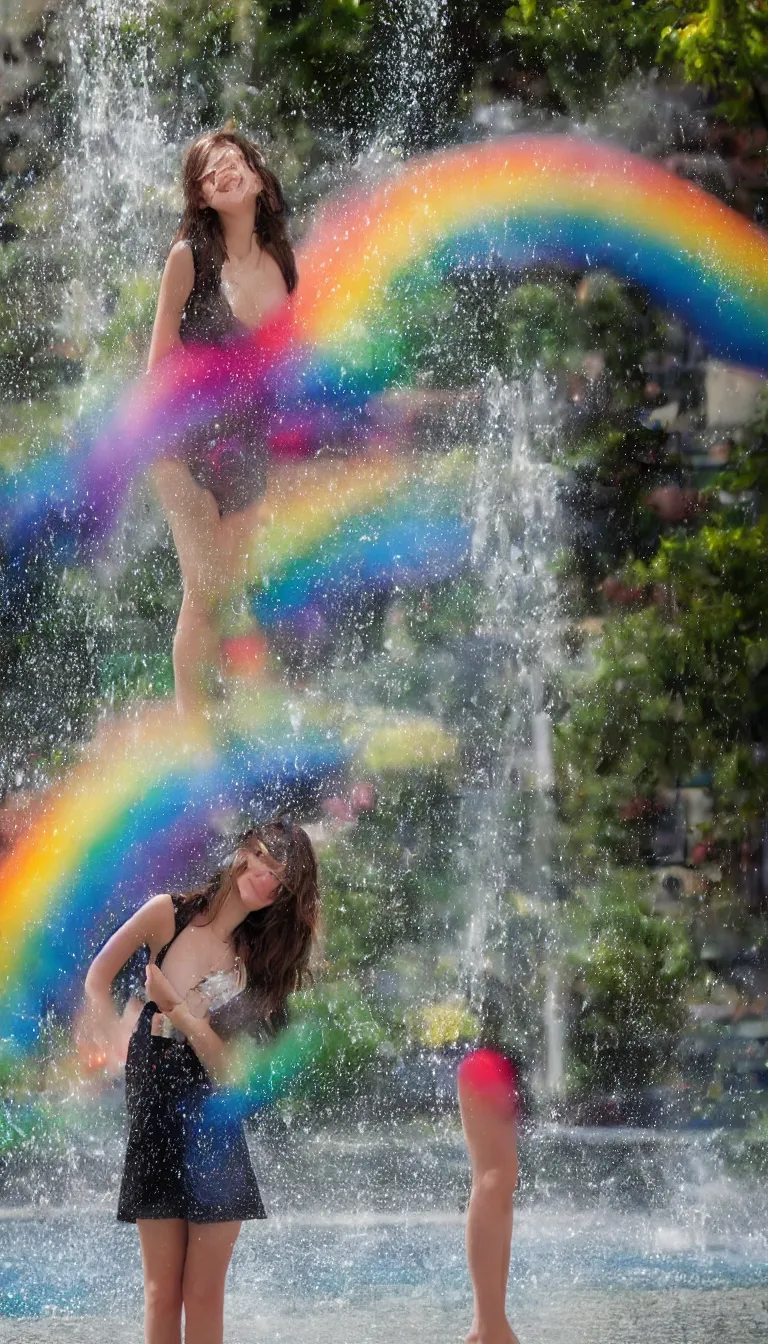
left=219, top=208, right=258, bottom=263
left=208, top=887, right=252, bottom=941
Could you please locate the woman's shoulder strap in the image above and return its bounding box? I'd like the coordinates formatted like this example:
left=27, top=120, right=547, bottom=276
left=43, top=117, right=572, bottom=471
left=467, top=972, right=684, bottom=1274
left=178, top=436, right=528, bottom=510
left=152, top=892, right=188, bottom=966
left=169, top=892, right=195, bottom=934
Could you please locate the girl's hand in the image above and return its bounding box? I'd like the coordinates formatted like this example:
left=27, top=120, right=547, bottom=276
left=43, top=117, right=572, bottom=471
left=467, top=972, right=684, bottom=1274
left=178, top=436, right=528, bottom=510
left=145, top=963, right=182, bottom=1014
left=74, top=1001, right=132, bottom=1076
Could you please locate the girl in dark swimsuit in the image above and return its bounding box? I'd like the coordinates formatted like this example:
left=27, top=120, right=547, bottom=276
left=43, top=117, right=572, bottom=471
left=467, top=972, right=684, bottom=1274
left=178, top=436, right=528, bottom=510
left=147, top=129, right=298, bottom=715
left=83, top=817, right=318, bottom=1344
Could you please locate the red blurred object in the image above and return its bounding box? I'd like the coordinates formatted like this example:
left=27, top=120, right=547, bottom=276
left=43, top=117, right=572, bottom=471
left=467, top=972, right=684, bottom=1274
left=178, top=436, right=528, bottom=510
left=618, top=795, right=657, bottom=822
left=221, top=633, right=269, bottom=677
left=350, top=781, right=376, bottom=812
left=602, top=576, right=646, bottom=605
left=689, top=840, right=715, bottom=866
left=321, top=796, right=357, bottom=823
left=457, top=1048, right=518, bottom=1120
left=645, top=485, right=706, bottom=523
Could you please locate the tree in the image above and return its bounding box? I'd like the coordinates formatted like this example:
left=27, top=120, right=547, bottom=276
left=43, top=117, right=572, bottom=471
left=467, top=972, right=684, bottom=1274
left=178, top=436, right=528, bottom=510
left=567, top=875, right=694, bottom=1092
left=556, top=408, right=768, bottom=869
left=504, top=0, right=768, bottom=126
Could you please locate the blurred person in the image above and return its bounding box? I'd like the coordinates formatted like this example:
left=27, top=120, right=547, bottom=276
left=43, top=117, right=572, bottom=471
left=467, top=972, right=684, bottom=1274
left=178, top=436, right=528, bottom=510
left=83, top=817, right=318, bottom=1344
left=147, top=128, right=297, bottom=715
left=458, top=1047, right=522, bottom=1344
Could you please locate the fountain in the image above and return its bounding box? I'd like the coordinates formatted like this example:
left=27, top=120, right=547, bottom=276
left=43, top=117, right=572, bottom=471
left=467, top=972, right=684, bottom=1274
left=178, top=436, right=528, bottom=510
left=460, top=372, right=566, bottom=1097
left=62, top=0, right=174, bottom=340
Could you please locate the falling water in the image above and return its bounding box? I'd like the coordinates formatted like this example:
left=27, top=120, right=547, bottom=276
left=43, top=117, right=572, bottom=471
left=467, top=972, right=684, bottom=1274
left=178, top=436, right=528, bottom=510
left=62, top=0, right=173, bottom=339
left=462, top=371, right=566, bottom=1096
left=374, top=0, right=454, bottom=151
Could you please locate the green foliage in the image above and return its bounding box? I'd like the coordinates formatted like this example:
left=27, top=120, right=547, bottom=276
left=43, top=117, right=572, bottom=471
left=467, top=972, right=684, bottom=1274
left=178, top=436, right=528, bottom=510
left=241, top=0, right=514, bottom=152
left=372, top=271, right=671, bottom=389
left=557, top=442, right=768, bottom=861
left=402, top=576, right=483, bottom=645
left=286, top=982, right=384, bottom=1104
left=145, top=0, right=239, bottom=131
left=503, top=274, right=665, bottom=379
left=99, top=653, right=175, bottom=706
left=0, top=578, right=100, bottom=793
left=374, top=269, right=526, bottom=387
left=248, top=0, right=376, bottom=146
left=0, top=244, right=75, bottom=401
left=504, top=282, right=575, bottom=370
left=504, top=0, right=768, bottom=125
left=503, top=0, right=664, bottom=114
left=90, top=275, right=160, bottom=377
left=657, top=0, right=768, bottom=127
left=558, top=422, right=674, bottom=603
left=574, top=274, right=665, bottom=387
left=320, top=773, right=460, bottom=974
left=567, top=874, right=694, bottom=1091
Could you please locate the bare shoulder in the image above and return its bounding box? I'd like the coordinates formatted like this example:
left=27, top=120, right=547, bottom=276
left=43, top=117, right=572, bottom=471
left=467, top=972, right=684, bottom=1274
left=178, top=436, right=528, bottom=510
left=135, top=892, right=177, bottom=952
left=165, top=239, right=195, bottom=277
left=160, top=240, right=195, bottom=303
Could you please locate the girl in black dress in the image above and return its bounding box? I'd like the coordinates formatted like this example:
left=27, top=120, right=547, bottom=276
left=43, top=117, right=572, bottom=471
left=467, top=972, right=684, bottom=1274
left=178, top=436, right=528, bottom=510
left=147, top=128, right=298, bottom=715
left=83, top=818, right=318, bottom=1344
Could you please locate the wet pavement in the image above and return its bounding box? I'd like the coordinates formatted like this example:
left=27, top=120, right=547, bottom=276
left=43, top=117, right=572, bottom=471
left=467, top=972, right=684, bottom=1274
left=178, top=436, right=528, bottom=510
left=1, top=1119, right=767, bottom=1341
left=0, top=1286, right=766, bottom=1343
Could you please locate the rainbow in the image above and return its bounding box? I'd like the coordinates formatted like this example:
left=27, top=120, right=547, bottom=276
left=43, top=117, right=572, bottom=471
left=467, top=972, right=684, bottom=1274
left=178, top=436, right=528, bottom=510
left=3, top=134, right=767, bottom=1045
left=0, top=692, right=457, bottom=1046
left=0, top=699, right=343, bottom=1045
left=245, top=450, right=472, bottom=632
left=3, top=135, right=767, bottom=574
left=292, top=135, right=768, bottom=376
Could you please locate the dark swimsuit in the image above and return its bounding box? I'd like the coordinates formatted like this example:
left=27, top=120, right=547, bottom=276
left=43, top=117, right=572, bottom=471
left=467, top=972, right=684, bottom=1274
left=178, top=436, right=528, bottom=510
left=177, top=239, right=268, bottom=517
left=117, top=895, right=267, bottom=1224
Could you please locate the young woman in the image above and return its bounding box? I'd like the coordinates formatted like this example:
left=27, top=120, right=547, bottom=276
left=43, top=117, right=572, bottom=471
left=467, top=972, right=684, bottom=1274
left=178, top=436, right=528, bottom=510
left=148, top=128, right=298, bottom=715
left=84, top=818, right=318, bottom=1344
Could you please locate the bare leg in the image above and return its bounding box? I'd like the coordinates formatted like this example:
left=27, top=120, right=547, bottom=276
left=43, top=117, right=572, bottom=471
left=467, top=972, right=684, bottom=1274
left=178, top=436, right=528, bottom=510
left=172, top=587, right=226, bottom=713
left=458, top=1065, right=520, bottom=1344
left=181, top=1221, right=241, bottom=1344
left=152, top=461, right=228, bottom=716
left=137, top=1219, right=188, bottom=1344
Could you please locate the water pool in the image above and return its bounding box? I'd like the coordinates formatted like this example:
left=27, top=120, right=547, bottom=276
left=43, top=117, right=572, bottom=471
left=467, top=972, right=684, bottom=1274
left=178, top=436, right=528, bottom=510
left=1, top=1118, right=768, bottom=1341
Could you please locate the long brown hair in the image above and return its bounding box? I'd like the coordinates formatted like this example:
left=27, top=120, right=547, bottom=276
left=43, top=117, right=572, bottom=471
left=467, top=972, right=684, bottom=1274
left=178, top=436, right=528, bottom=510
left=173, top=128, right=298, bottom=295
left=179, top=819, right=318, bottom=1027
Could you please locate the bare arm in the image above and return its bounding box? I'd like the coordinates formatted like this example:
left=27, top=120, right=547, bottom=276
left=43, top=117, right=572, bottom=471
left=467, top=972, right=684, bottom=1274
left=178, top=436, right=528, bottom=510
left=146, top=241, right=195, bottom=373
left=83, top=894, right=176, bottom=1058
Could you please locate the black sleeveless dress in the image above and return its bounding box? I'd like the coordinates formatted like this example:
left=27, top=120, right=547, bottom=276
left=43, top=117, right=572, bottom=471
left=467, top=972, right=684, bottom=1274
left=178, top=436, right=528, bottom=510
left=177, top=238, right=268, bottom=517
left=117, top=895, right=266, bottom=1224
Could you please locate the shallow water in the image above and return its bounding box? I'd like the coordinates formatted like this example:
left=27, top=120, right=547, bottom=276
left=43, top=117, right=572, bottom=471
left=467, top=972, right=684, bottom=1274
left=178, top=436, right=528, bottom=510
left=1, top=1118, right=767, bottom=1338
left=2, top=1201, right=768, bottom=1321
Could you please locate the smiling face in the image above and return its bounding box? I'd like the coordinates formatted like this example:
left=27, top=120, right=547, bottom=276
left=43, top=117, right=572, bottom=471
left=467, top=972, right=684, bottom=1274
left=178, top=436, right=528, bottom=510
left=234, top=846, right=282, bottom=912
left=199, top=142, right=263, bottom=215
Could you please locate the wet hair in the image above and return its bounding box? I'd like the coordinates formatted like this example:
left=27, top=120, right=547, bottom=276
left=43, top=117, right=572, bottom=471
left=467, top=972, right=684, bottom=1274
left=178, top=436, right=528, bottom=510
left=173, top=127, right=298, bottom=297
left=177, top=817, right=318, bottom=1028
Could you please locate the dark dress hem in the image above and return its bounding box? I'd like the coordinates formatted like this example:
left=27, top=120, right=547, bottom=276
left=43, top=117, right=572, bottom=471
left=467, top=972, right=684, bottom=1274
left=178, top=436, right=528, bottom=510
left=117, top=1203, right=267, bottom=1225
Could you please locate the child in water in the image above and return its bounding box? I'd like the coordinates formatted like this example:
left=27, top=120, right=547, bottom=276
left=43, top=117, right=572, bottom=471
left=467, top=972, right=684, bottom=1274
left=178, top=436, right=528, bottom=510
left=83, top=816, right=318, bottom=1344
